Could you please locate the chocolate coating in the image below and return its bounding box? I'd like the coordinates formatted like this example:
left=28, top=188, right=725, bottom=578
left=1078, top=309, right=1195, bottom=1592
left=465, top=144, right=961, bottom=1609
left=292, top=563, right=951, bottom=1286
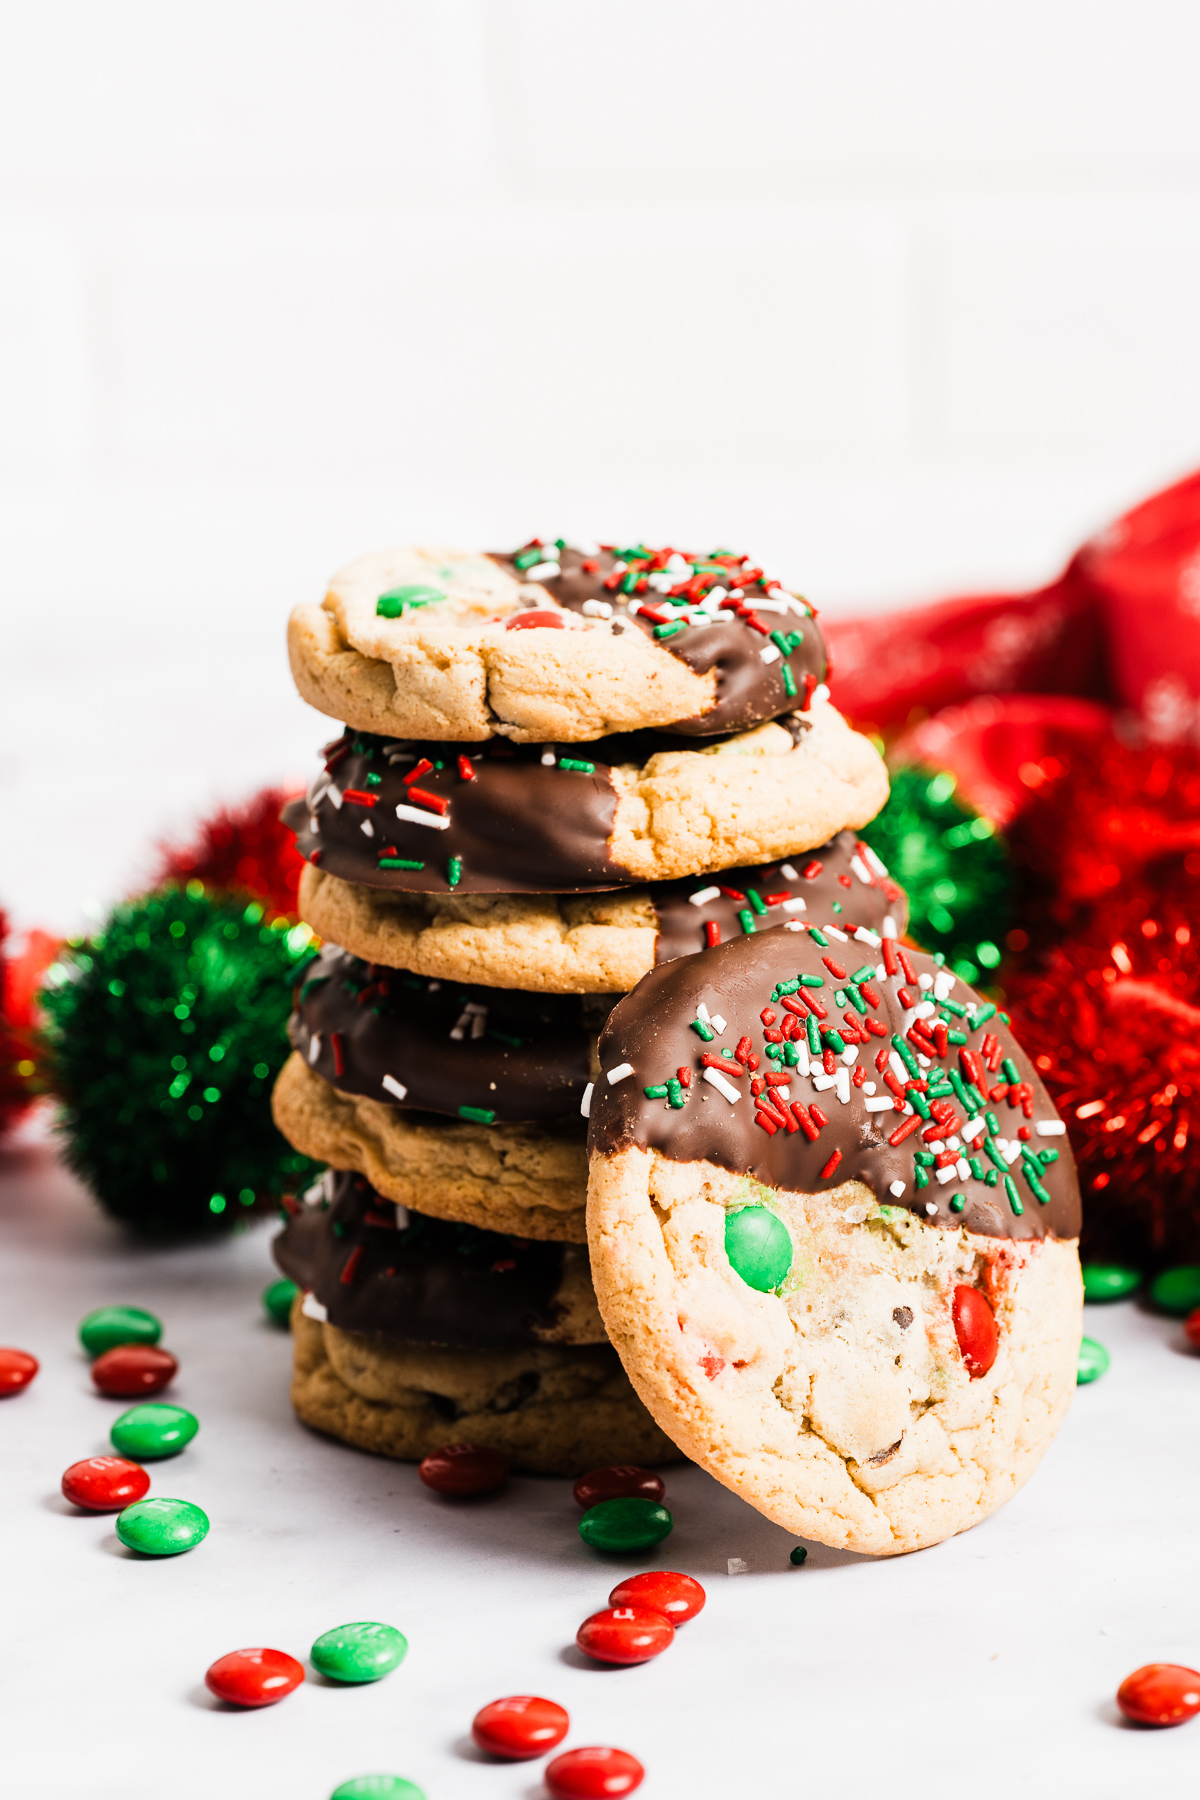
left=488, top=544, right=827, bottom=738
left=273, top=1170, right=570, bottom=1348
left=291, top=946, right=602, bottom=1123
left=589, top=930, right=1080, bottom=1242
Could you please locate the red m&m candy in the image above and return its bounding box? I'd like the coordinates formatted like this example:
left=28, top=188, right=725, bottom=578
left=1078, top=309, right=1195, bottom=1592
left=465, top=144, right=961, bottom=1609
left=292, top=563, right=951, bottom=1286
left=952, top=1285, right=999, bottom=1379
left=471, top=1694, right=569, bottom=1760
left=62, top=1456, right=151, bottom=1511
left=546, top=1746, right=644, bottom=1799
left=1184, top=1308, right=1200, bottom=1351
left=576, top=1606, right=674, bottom=1666
left=0, top=1347, right=38, bottom=1395
left=91, top=1344, right=178, bottom=1398
left=505, top=611, right=565, bottom=631
left=417, top=1443, right=508, bottom=1497
left=205, top=1647, right=305, bottom=1708
left=573, top=1465, right=664, bottom=1509
left=609, top=1571, right=705, bottom=1623
left=1117, top=1663, right=1200, bottom=1726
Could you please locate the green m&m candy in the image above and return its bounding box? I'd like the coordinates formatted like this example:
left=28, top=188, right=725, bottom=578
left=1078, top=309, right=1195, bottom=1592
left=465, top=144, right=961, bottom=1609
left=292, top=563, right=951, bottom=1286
left=116, top=1496, right=209, bottom=1556
left=375, top=584, right=445, bottom=619
left=330, top=1780, right=425, bottom=1800
left=1150, top=1268, right=1200, bottom=1317
left=262, top=1278, right=299, bottom=1327
left=311, top=1621, right=408, bottom=1684
left=111, top=1403, right=199, bottom=1460
left=79, top=1306, right=162, bottom=1358
left=1077, top=1337, right=1110, bottom=1385
left=578, top=1496, right=673, bottom=1554
left=1082, top=1265, right=1141, bottom=1304
left=725, top=1205, right=792, bottom=1292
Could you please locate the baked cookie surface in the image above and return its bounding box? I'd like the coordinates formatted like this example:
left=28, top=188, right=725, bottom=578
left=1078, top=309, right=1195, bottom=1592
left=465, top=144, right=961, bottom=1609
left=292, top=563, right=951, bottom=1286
left=288, top=541, right=826, bottom=744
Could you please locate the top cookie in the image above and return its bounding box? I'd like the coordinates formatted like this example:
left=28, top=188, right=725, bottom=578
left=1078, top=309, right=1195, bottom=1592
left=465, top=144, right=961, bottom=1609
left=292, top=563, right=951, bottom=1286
left=288, top=540, right=827, bottom=744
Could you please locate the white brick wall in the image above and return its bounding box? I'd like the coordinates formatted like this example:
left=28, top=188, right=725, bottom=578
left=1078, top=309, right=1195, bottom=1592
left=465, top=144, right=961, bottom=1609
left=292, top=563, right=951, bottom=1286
left=3, top=1, right=1200, bottom=931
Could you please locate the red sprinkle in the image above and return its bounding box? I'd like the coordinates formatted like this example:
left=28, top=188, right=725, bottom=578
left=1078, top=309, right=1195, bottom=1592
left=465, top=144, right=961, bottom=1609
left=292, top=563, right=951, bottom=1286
left=791, top=1102, right=820, bottom=1141
left=576, top=1607, right=674, bottom=1666
left=719, top=886, right=747, bottom=904
left=609, top=1571, right=705, bottom=1623
left=205, top=1648, right=304, bottom=1709
left=763, top=891, right=792, bottom=906
left=340, top=1245, right=363, bottom=1286
left=897, top=948, right=918, bottom=984
left=811, top=1105, right=829, bottom=1128
left=819, top=1149, right=843, bottom=1180
left=800, top=672, right=818, bottom=711
left=701, top=1052, right=742, bottom=1075
left=1117, top=1664, right=1200, bottom=1727
left=760, top=1008, right=777, bottom=1026
left=735, top=1036, right=753, bottom=1063
left=852, top=1065, right=866, bottom=1087
left=418, top=1443, right=509, bottom=1497
left=0, top=1347, right=38, bottom=1395
left=340, top=788, right=377, bottom=808
left=573, top=1466, right=665, bottom=1509
left=61, top=1456, right=149, bottom=1512
left=546, top=1746, right=645, bottom=1800
left=407, top=785, right=448, bottom=815
left=472, top=1695, right=569, bottom=1760
left=863, top=1017, right=888, bottom=1038
left=889, top=1114, right=923, bottom=1146
left=754, top=1112, right=778, bottom=1136
left=403, top=758, right=434, bottom=785
left=676, top=1066, right=692, bottom=1087
left=457, top=755, right=476, bottom=781
left=802, top=860, right=824, bottom=879
left=704, top=921, right=720, bottom=948
left=822, top=957, right=848, bottom=979
left=330, top=1031, right=345, bottom=1077
left=882, top=937, right=899, bottom=977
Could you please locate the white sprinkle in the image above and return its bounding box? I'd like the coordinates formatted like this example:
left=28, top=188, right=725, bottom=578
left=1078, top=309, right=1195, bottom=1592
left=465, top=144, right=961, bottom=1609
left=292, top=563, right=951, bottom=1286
left=927, top=1138, right=946, bottom=1153
left=727, top=1558, right=749, bottom=1576
left=702, top=1066, right=741, bottom=1104
left=889, top=1051, right=910, bottom=1085
left=915, top=1000, right=936, bottom=1019
left=606, top=1063, right=634, bottom=1085
left=853, top=927, right=881, bottom=947
left=840, top=1044, right=859, bottom=1066
left=863, top=1081, right=877, bottom=1095
left=780, top=863, right=799, bottom=881
left=863, top=844, right=890, bottom=879
left=300, top=1292, right=328, bottom=1322
left=696, top=1002, right=711, bottom=1022
left=1004, top=1142, right=1023, bottom=1165
left=889, top=1179, right=906, bottom=1198
left=580, top=1081, right=594, bottom=1119
left=926, top=1198, right=941, bottom=1212
left=307, top=1033, right=322, bottom=1065
left=864, top=1096, right=894, bottom=1112
left=835, top=1066, right=851, bottom=1104
left=360, top=818, right=375, bottom=837
left=711, top=1014, right=727, bottom=1035
left=523, top=561, right=561, bottom=581
left=565, top=538, right=600, bottom=556
left=689, top=886, right=720, bottom=907
left=646, top=571, right=674, bottom=593
left=947, top=1134, right=961, bottom=1151
left=784, top=919, right=804, bottom=932
left=309, top=815, right=320, bottom=833
left=842, top=1201, right=872, bottom=1223
left=385, top=749, right=416, bottom=763
left=917, top=1053, right=932, bottom=1069
left=934, top=971, right=955, bottom=1001
left=471, top=1011, right=487, bottom=1039
left=541, top=750, right=556, bottom=766
left=813, top=683, right=830, bottom=704
left=811, top=1073, right=837, bottom=1092
left=581, top=598, right=612, bottom=618
left=428, top=981, right=441, bottom=991
left=882, top=915, right=898, bottom=939
left=308, top=778, right=331, bottom=808
left=850, top=854, right=873, bottom=885
left=793, top=1045, right=811, bottom=1076
left=771, top=1084, right=791, bottom=1104
left=394, top=803, right=451, bottom=830
left=759, top=643, right=781, bottom=664
left=752, top=598, right=791, bottom=614
left=956, top=1158, right=971, bottom=1179
left=1035, top=1119, right=1067, bottom=1136
left=918, top=972, right=934, bottom=991
left=780, top=896, right=806, bottom=913
left=936, top=1165, right=957, bottom=1185
left=824, top=925, right=849, bottom=942
left=326, top=785, right=344, bottom=810
left=962, top=1114, right=987, bottom=1142
left=381, top=1073, right=408, bottom=1101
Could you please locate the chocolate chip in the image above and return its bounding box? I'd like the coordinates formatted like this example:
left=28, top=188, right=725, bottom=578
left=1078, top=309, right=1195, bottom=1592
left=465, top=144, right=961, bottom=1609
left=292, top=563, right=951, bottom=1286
left=892, top=1306, right=914, bottom=1330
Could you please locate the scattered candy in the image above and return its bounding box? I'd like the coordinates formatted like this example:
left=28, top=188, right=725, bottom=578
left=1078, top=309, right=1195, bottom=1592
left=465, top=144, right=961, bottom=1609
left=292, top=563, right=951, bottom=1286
left=1184, top=1308, right=1200, bottom=1351
left=790, top=1546, right=809, bottom=1566
left=62, top=1456, right=150, bottom=1511
left=578, top=1497, right=673, bottom=1554
left=1077, top=1337, right=1110, bottom=1384
left=205, top=1647, right=305, bottom=1707
left=0, top=1347, right=38, bottom=1395
left=573, top=1466, right=665, bottom=1510
left=417, top=1443, right=508, bottom=1497
left=79, top=1306, right=162, bottom=1358
left=608, top=1571, right=705, bottom=1623
left=110, top=1403, right=198, bottom=1460
left=1081, top=1264, right=1142, bottom=1304
left=310, top=1621, right=408, bottom=1684
left=545, top=1746, right=645, bottom=1799
left=951, top=1285, right=999, bottom=1379
left=471, top=1694, right=570, bottom=1760
left=576, top=1606, right=674, bottom=1665
left=91, top=1344, right=178, bottom=1398
left=724, top=1204, right=793, bottom=1292
left=330, top=1779, right=425, bottom=1800
left=1117, top=1663, right=1200, bottom=1727
left=263, top=1278, right=299, bottom=1327
left=116, top=1496, right=209, bottom=1556
left=1150, top=1268, right=1200, bottom=1317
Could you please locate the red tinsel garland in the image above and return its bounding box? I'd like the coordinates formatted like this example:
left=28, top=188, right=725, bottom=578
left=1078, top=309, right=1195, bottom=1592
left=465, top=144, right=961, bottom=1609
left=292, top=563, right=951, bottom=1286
left=152, top=786, right=305, bottom=920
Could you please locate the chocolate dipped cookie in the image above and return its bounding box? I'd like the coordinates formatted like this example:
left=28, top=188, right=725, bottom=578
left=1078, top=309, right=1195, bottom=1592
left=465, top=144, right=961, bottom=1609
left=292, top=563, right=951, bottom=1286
left=283, top=699, right=887, bottom=896
left=585, top=928, right=1082, bottom=1555
left=288, top=541, right=827, bottom=745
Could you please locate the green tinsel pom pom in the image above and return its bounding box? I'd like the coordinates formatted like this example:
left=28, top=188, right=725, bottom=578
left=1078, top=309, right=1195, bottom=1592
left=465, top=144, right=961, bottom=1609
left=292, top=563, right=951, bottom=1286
left=42, top=884, right=319, bottom=1236
left=860, top=766, right=1013, bottom=984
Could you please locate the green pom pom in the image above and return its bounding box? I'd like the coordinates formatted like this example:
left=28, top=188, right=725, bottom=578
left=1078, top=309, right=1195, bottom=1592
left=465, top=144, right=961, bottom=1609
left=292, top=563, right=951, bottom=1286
left=725, top=1205, right=792, bottom=1292
left=860, top=766, right=1012, bottom=983
left=42, top=886, right=320, bottom=1236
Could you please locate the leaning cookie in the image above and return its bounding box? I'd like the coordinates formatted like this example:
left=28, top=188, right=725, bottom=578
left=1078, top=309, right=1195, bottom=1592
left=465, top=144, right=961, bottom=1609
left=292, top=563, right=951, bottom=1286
left=296, top=832, right=907, bottom=994
left=272, top=1053, right=588, bottom=1240
left=286, top=701, right=887, bottom=895
left=585, top=929, right=1082, bottom=1556
left=288, top=541, right=825, bottom=744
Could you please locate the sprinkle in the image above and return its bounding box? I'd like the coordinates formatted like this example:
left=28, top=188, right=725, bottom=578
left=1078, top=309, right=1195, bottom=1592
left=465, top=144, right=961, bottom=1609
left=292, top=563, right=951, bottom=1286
left=457, top=756, right=475, bottom=780
left=447, top=857, right=463, bottom=888
left=781, top=665, right=797, bottom=698
left=402, top=758, right=434, bottom=786
left=835, top=1066, right=851, bottom=1104
left=606, top=1063, right=634, bottom=1085
left=559, top=757, right=596, bottom=773
left=1001, top=1057, right=1021, bottom=1085
left=541, top=751, right=556, bottom=766
left=341, top=788, right=378, bottom=809
left=697, top=1002, right=712, bottom=1021
left=961, top=1113, right=987, bottom=1143
left=822, top=956, right=848, bottom=979
left=888, top=1179, right=906, bottom=1197
left=754, top=1111, right=778, bottom=1136
left=882, top=936, right=899, bottom=977
left=1003, top=1174, right=1025, bottom=1216
left=406, top=787, right=447, bottom=816
left=897, top=948, right=918, bottom=985
left=378, top=857, right=425, bottom=870
left=809, top=928, right=830, bottom=947
left=691, top=1018, right=715, bottom=1041
left=849, top=854, right=872, bottom=885
left=738, top=909, right=756, bottom=935
left=889, top=1114, right=923, bottom=1146
left=819, top=1149, right=843, bottom=1180
left=381, top=1073, right=408, bottom=1101
left=914, top=1166, right=930, bottom=1189
left=306, top=1032, right=322, bottom=1065
left=330, top=1032, right=345, bottom=1077
left=644, top=1084, right=669, bottom=1099
left=864, top=1096, right=895, bottom=1113
left=790, top=1102, right=820, bottom=1140
left=458, top=1105, right=496, bottom=1125
left=704, top=922, right=720, bottom=947
left=340, top=1246, right=364, bottom=1285
left=703, top=1066, right=742, bottom=1103
left=711, top=1013, right=727, bottom=1033
left=580, top=1082, right=593, bottom=1118
left=702, top=1052, right=743, bottom=1075
left=800, top=672, right=818, bottom=711
left=760, top=643, right=781, bottom=664
left=689, top=886, right=721, bottom=906
left=394, top=803, right=450, bottom=831
left=746, top=888, right=767, bottom=916
left=936, top=1165, right=956, bottom=1185
left=677, top=1066, right=692, bottom=1088
left=667, top=1079, right=686, bottom=1110
left=1035, top=1119, right=1066, bottom=1136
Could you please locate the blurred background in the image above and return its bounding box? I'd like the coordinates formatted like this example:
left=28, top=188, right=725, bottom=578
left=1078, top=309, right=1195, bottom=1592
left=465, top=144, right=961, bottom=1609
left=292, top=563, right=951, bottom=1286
left=4, top=0, right=1200, bottom=934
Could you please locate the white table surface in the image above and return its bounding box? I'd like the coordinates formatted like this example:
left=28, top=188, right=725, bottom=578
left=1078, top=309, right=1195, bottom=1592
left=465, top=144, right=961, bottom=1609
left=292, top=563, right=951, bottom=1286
left=3, top=1118, right=1198, bottom=1800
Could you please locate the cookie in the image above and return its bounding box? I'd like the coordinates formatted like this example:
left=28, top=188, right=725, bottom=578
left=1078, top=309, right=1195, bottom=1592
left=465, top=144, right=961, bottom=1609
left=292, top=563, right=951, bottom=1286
left=275, top=1170, right=605, bottom=1347
left=288, top=541, right=827, bottom=744
left=584, top=928, right=1082, bottom=1555
left=297, top=833, right=907, bottom=994
left=290, top=1303, right=680, bottom=1476
left=272, top=1052, right=587, bottom=1240
left=290, top=946, right=604, bottom=1125
left=284, top=700, right=888, bottom=894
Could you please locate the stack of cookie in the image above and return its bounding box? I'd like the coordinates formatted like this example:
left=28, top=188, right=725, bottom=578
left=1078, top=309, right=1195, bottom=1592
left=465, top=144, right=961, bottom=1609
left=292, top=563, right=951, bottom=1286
left=270, top=540, right=893, bottom=1474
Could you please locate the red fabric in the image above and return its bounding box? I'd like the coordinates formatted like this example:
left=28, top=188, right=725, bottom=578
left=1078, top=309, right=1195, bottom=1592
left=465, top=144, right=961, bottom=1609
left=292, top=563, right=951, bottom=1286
left=890, top=694, right=1114, bottom=827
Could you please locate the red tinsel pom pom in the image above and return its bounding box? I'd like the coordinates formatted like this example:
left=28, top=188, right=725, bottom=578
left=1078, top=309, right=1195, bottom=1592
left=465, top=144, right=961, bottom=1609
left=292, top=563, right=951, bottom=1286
left=0, top=913, right=59, bottom=1136
left=152, top=786, right=305, bottom=920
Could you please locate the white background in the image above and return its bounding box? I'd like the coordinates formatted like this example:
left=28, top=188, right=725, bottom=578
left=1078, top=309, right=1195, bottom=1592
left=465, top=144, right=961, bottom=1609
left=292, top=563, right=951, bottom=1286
left=4, top=2, right=1200, bottom=934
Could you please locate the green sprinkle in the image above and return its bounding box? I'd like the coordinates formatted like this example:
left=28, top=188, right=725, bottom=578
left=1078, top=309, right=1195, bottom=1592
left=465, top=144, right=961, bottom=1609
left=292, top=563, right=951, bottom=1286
left=985, top=1110, right=1000, bottom=1134
left=447, top=856, right=463, bottom=888
left=949, top=1194, right=966, bottom=1213
left=770, top=630, right=791, bottom=657
left=938, top=995, right=967, bottom=1017
left=851, top=965, right=875, bottom=984
left=365, top=771, right=382, bottom=787
left=1003, top=1174, right=1024, bottom=1216
left=798, top=974, right=825, bottom=988
left=969, top=1001, right=997, bottom=1029
left=909, top=1088, right=932, bottom=1120
left=784, top=1040, right=800, bottom=1066
left=690, top=1018, right=715, bottom=1041
left=808, top=928, right=829, bottom=947
left=487, top=1029, right=523, bottom=1048
left=823, top=1030, right=846, bottom=1054
left=1022, top=1160, right=1052, bottom=1204
left=378, top=858, right=424, bottom=871
left=1077, top=1336, right=1109, bottom=1385
left=999, top=1011, right=1011, bottom=1024
left=914, top=1151, right=936, bottom=1166
left=833, top=989, right=847, bottom=1007
left=299, top=975, right=330, bottom=1003
left=738, top=910, right=756, bottom=935
left=1039, top=1147, right=1060, bottom=1165
left=781, top=664, right=797, bottom=697
left=720, top=1046, right=735, bottom=1058
left=558, top=757, right=596, bottom=773
left=983, top=1135, right=1007, bottom=1171
left=947, top=1069, right=982, bottom=1114
left=765, top=1042, right=783, bottom=1061
left=969, top=1155, right=985, bottom=1179
left=845, top=986, right=867, bottom=1015
left=831, top=901, right=842, bottom=912
left=893, top=1035, right=919, bottom=1077
left=644, top=1084, right=669, bottom=1099
left=376, top=583, right=445, bottom=617
left=513, top=547, right=545, bottom=569
left=777, top=979, right=800, bottom=996
left=457, top=1105, right=495, bottom=1125
left=1001, top=1057, right=1021, bottom=1085
left=914, top=1166, right=930, bottom=1189
left=747, top=888, right=766, bottom=916
left=926, top=1080, right=954, bottom=1099
left=984, top=1168, right=999, bottom=1187
left=654, top=620, right=688, bottom=640
left=806, top=1015, right=821, bottom=1056
left=947, top=1029, right=968, bottom=1045
left=666, top=1079, right=686, bottom=1110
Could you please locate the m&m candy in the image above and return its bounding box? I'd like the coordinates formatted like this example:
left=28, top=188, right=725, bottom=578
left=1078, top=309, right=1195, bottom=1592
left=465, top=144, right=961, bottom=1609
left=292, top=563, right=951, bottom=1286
left=1077, top=1337, right=1110, bottom=1385
left=1116, top=1663, right=1200, bottom=1726
left=573, top=1466, right=665, bottom=1509
left=417, top=1443, right=508, bottom=1497
left=471, top=1694, right=569, bottom=1759
left=330, top=1780, right=425, bottom=1800
left=205, top=1647, right=305, bottom=1707
left=608, top=1571, right=705, bottom=1623
left=79, top=1306, right=162, bottom=1357
left=1150, top=1268, right=1200, bottom=1317
left=310, top=1622, right=408, bottom=1684
left=1184, top=1308, right=1200, bottom=1351
left=91, top=1345, right=178, bottom=1398
left=110, top=1403, right=198, bottom=1460
left=545, top=1746, right=644, bottom=1799
left=263, top=1278, right=299, bottom=1327
left=576, top=1606, right=674, bottom=1665
left=0, top=1347, right=38, bottom=1395
left=951, top=1285, right=998, bottom=1379
left=577, top=1497, right=673, bottom=1554
left=1081, top=1264, right=1141, bottom=1304
left=116, top=1496, right=209, bottom=1556
left=62, top=1456, right=150, bottom=1511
